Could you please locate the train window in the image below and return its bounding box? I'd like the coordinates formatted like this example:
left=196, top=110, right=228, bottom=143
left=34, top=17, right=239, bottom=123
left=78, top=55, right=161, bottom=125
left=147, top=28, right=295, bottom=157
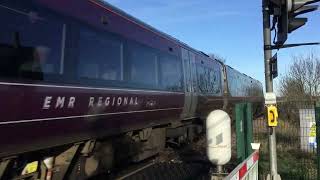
left=197, top=65, right=207, bottom=93
left=78, top=27, right=123, bottom=81
left=197, top=63, right=221, bottom=95
left=189, top=52, right=198, bottom=92
left=0, top=2, right=64, bottom=80
left=197, top=64, right=215, bottom=94
left=209, top=70, right=217, bottom=92
left=226, top=68, right=239, bottom=97
left=159, top=55, right=183, bottom=91
left=182, top=49, right=191, bottom=92
left=127, top=43, right=157, bottom=86
left=210, top=68, right=222, bottom=95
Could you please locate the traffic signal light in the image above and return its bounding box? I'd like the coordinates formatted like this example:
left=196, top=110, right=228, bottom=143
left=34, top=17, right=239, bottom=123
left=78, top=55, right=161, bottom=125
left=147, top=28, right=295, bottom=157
left=276, top=0, right=320, bottom=45
left=270, top=53, right=278, bottom=79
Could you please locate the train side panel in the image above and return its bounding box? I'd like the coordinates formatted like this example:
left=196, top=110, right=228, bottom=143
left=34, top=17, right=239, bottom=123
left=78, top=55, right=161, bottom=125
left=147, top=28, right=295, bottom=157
left=0, top=0, right=184, bottom=157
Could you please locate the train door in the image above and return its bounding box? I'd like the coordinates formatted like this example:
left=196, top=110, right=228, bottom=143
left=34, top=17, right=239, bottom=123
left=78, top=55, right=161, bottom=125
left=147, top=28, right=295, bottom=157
left=181, top=48, right=197, bottom=119
left=189, top=52, right=198, bottom=115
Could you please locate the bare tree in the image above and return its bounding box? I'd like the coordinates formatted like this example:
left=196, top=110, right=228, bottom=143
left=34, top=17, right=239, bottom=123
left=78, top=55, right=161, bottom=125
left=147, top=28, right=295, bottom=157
left=279, top=52, right=320, bottom=101
left=208, top=53, right=226, bottom=63
left=277, top=53, right=320, bottom=123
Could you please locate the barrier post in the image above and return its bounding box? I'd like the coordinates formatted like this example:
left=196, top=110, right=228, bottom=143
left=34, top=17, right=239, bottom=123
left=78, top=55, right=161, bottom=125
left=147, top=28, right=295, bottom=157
left=245, top=103, right=253, bottom=157
left=236, top=103, right=253, bottom=162
left=236, top=103, right=246, bottom=162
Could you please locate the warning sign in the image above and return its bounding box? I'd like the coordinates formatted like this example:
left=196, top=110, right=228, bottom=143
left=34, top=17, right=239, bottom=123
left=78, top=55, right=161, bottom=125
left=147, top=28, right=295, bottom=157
left=299, top=109, right=316, bottom=151
left=310, top=123, right=316, bottom=137
left=309, top=122, right=317, bottom=148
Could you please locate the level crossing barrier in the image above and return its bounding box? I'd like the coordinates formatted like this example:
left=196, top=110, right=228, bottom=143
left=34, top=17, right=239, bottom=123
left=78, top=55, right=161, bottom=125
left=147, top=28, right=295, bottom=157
left=225, top=150, right=259, bottom=180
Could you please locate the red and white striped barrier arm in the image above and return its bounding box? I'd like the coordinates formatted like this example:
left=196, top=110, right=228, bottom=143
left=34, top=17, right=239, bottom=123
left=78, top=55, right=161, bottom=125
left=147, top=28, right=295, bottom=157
left=225, top=150, right=259, bottom=180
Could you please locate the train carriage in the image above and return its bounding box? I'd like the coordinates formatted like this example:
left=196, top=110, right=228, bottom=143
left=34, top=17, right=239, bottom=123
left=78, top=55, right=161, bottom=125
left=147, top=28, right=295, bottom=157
left=0, top=0, right=263, bottom=179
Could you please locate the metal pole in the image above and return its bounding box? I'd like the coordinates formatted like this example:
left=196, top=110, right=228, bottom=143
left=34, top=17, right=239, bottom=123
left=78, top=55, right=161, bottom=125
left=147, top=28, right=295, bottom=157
left=262, top=0, right=280, bottom=179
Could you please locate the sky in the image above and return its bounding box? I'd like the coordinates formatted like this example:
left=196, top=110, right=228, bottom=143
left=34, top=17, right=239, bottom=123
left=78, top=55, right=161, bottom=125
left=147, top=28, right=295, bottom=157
left=106, top=0, right=320, bottom=93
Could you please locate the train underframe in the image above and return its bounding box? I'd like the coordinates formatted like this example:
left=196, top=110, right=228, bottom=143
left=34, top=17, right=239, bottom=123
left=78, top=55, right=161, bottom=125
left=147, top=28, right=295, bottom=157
left=0, top=97, right=263, bottom=180
left=0, top=119, right=203, bottom=180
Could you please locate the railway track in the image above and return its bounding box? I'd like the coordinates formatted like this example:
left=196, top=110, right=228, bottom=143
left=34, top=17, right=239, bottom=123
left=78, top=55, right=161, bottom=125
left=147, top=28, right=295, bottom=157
left=115, top=161, right=210, bottom=180
left=92, top=136, right=213, bottom=180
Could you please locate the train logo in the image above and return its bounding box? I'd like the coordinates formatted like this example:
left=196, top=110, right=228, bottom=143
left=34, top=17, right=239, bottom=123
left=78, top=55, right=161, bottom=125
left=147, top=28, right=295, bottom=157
left=42, top=96, right=140, bottom=110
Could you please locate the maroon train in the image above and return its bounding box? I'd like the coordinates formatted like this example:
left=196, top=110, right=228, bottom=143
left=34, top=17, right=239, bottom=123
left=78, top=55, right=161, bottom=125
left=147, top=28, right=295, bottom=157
left=0, top=0, right=263, bottom=179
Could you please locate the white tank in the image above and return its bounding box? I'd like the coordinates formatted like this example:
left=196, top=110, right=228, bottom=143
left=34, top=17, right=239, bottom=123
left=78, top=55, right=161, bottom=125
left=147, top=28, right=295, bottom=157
left=206, top=110, right=231, bottom=165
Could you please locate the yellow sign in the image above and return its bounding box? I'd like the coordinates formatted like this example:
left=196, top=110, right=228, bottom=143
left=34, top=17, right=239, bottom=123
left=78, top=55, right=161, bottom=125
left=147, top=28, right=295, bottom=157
left=310, top=123, right=316, bottom=137
left=267, top=105, right=278, bottom=127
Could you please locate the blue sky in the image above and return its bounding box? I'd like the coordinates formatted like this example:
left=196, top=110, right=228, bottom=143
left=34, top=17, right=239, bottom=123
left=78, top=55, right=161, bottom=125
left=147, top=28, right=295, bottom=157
left=106, top=0, right=320, bottom=92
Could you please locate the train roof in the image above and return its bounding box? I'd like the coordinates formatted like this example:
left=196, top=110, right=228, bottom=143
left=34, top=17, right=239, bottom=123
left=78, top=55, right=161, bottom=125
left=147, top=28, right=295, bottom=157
left=225, top=65, right=261, bottom=83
